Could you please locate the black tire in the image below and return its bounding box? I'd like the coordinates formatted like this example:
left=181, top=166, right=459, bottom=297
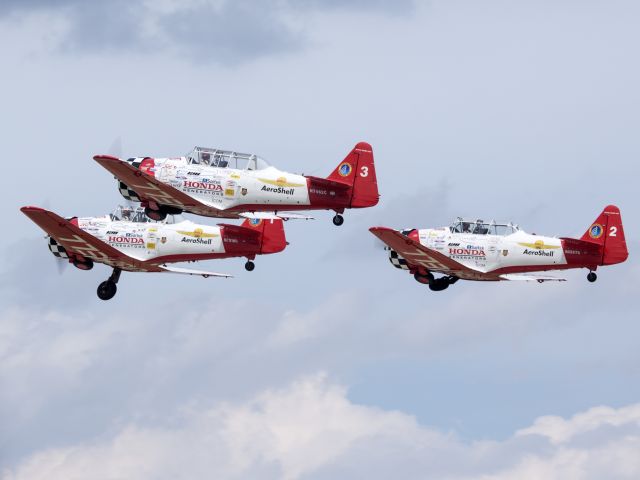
left=332, top=214, right=344, bottom=226
left=245, top=260, right=255, bottom=272
left=428, top=279, right=449, bottom=291
left=414, top=272, right=434, bottom=285
left=144, top=207, right=167, bottom=221
left=97, top=280, right=117, bottom=300
left=587, top=272, right=597, bottom=283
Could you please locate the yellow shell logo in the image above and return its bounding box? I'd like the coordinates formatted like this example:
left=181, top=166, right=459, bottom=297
left=193, top=228, right=203, bottom=238
left=534, top=240, right=544, bottom=249
left=276, top=177, right=287, bottom=185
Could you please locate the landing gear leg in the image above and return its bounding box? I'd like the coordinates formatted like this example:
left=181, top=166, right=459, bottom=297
left=245, top=260, right=255, bottom=272
left=587, top=271, right=597, bottom=283
left=332, top=214, right=344, bottom=226
left=97, top=268, right=121, bottom=301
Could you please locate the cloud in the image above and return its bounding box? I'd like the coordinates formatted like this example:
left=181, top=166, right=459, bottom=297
left=4, top=374, right=640, bottom=480
left=0, top=0, right=415, bottom=64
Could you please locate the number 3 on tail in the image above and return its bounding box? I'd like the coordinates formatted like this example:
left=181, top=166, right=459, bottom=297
left=609, top=226, right=617, bottom=237
left=360, top=166, right=369, bottom=177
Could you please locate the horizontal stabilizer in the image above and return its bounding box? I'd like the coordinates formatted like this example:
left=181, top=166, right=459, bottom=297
left=306, top=175, right=351, bottom=191
left=217, top=223, right=261, bottom=238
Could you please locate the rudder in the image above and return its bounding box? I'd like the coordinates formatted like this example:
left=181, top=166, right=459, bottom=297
left=241, top=218, right=287, bottom=254
left=327, top=142, right=379, bottom=208
left=580, top=205, right=628, bottom=265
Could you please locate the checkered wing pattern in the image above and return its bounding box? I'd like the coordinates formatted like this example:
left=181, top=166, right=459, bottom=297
left=47, top=236, right=69, bottom=258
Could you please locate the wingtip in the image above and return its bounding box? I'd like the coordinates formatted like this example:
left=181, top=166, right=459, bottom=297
left=20, top=206, right=46, bottom=214
left=93, top=154, right=120, bottom=162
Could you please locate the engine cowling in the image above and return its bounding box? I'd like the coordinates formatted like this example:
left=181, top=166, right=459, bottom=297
left=118, top=181, right=142, bottom=202
left=47, top=236, right=68, bottom=258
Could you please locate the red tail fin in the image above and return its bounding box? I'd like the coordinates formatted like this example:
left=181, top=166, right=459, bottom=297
left=580, top=205, right=628, bottom=265
left=240, top=218, right=287, bottom=254
left=327, top=142, right=379, bottom=208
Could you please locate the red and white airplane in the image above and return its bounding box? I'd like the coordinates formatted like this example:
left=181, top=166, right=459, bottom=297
left=370, top=205, right=628, bottom=291
left=21, top=205, right=288, bottom=300
left=93, top=142, right=379, bottom=226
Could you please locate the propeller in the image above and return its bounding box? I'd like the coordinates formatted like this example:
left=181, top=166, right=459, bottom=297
left=108, top=136, right=139, bottom=209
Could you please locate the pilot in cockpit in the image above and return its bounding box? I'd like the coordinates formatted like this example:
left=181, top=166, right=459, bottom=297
left=201, top=152, right=211, bottom=165
left=462, top=222, right=472, bottom=233
left=121, top=206, right=133, bottom=221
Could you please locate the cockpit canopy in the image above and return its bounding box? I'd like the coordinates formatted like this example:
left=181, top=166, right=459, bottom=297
left=110, top=206, right=178, bottom=224
left=450, top=217, right=519, bottom=236
left=186, top=146, right=270, bottom=170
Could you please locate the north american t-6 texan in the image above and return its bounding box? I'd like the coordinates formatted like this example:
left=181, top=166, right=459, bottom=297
left=20, top=206, right=289, bottom=300
left=93, top=142, right=379, bottom=225
left=370, top=205, right=628, bottom=291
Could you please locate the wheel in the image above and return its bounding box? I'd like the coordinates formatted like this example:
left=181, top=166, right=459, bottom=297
left=587, top=272, right=597, bottom=283
left=332, top=214, right=344, bottom=226
left=73, top=258, right=94, bottom=271
left=97, top=280, right=117, bottom=300
left=145, top=207, right=167, bottom=221
left=245, top=260, right=255, bottom=272
left=428, top=278, right=450, bottom=292
left=414, top=272, right=434, bottom=285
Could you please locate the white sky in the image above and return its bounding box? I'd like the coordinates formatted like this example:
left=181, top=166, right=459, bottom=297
left=1, top=1, right=639, bottom=478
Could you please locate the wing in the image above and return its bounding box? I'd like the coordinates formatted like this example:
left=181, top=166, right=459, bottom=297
left=369, top=226, right=481, bottom=278
left=499, top=273, right=567, bottom=282
left=159, top=265, right=232, bottom=278
left=237, top=212, right=314, bottom=220
left=20, top=206, right=154, bottom=272
left=93, top=155, right=235, bottom=218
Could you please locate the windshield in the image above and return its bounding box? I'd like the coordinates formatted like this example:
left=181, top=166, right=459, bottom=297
left=110, top=206, right=179, bottom=224
left=186, top=146, right=270, bottom=170
left=450, top=218, right=519, bottom=235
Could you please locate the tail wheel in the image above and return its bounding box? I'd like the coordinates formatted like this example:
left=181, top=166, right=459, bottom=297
left=144, top=207, right=167, bottom=221
left=245, top=260, right=255, bottom=272
left=332, top=214, right=344, bottom=226
left=587, top=271, right=597, bottom=283
left=97, top=280, right=117, bottom=300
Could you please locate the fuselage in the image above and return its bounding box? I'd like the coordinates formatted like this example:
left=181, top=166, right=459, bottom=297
left=406, top=227, right=579, bottom=280
left=126, top=156, right=330, bottom=212
left=68, top=215, right=235, bottom=264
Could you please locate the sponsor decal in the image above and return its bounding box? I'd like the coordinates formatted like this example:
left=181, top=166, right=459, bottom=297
left=258, top=177, right=305, bottom=188
left=187, top=171, right=201, bottom=176
left=338, top=162, right=352, bottom=177
left=241, top=187, right=248, bottom=196
left=161, top=236, right=167, bottom=244
left=517, top=240, right=560, bottom=250
left=449, top=247, right=486, bottom=259
left=448, top=242, right=460, bottom=247
left=108, top=235, right=145, bottom=247
left=589, top=223, right=604, bottom=239
left=183, top=180, right=224, bottom=195
left=181, top=237, right=213, bottom=245
left=225, top=180, right=236, bottom=197
left=177, top=228, right=218, bottom=239
left=147, top=242, right=156, bottom=249
left=261, top=185, right=295, bottom=195
left=249, top=219, right=262, bottom=227
left=523, top=248, right=554, bottom=257
left=502, top=249, right=509, bottom=256
left=230, top=173, right=241, bottom=179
